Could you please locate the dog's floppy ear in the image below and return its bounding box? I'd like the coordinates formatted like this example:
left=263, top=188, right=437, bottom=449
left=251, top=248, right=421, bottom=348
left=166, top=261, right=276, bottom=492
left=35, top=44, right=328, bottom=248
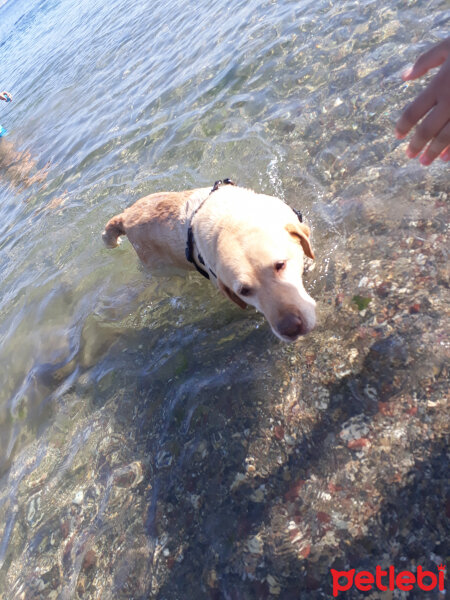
left=218, top=279, right=247, bottom=309
left=285, top=222, right=315, bottom=260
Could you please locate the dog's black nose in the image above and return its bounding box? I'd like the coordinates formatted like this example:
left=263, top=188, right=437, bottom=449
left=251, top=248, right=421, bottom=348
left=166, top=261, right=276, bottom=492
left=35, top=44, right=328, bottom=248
left=277, top=314, right=304, bottom=339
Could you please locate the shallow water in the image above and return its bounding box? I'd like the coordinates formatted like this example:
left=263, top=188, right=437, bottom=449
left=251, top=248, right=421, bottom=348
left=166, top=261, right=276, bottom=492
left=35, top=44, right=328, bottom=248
left=0, top=0, right=449, bottom=598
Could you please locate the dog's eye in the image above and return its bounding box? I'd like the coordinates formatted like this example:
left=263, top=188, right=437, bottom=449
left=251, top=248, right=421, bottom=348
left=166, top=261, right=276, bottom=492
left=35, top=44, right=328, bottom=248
left=239, top=285, right=253, bottom=297
left=275, top=261, right=287, bottom=272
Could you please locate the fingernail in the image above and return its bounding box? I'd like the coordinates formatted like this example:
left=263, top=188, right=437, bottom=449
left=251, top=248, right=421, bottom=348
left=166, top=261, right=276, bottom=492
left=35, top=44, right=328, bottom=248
left=420, top=154, right=432, bottom=166
left=406, top=147, right=417, bottom=158
left=395, top=129, right=405, bottom=140
left=402, top=66, right=413, bottom=80
left=440, top=150, right=450, bottom=161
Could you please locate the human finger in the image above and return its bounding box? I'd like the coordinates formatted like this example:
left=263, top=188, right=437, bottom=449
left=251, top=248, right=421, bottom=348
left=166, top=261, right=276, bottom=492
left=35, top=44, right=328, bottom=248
left=440, top=146, right=450, bottom=161
left=395, top=85, right=436, bottom=139
left=402, top=39, right=450, bottom=81
left=419, top=123, right=450, bottom=165
left=406, top=103, right=450, bottom=158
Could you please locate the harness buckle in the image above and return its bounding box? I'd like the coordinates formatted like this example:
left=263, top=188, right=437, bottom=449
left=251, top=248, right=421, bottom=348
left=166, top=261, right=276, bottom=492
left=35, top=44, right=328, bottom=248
left=211, top=178, right=236, bottom=193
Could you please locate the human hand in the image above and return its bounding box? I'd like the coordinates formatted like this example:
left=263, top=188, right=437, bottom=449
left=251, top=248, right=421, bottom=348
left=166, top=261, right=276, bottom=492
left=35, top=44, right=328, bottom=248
left=395, top=37, right=450, bottom=165
left=0, top=91, right=12, bottom=102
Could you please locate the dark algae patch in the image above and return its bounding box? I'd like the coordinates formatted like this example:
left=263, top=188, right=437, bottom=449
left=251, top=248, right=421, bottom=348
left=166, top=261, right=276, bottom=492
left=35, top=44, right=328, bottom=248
left=352, top=295, right=372, bottom=311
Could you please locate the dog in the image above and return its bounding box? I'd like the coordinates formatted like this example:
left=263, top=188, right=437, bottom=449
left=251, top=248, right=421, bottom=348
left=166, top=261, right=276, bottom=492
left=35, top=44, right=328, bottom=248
left=102, top=179, right=316, bottom=342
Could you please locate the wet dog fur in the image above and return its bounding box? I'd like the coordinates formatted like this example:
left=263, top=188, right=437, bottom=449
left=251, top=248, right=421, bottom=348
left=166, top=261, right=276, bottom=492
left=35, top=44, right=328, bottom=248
left=103, top=184, right=316, bottom=342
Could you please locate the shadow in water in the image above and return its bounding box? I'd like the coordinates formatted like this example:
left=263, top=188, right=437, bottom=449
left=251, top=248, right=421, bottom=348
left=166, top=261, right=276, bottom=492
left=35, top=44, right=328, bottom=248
left=148, top=334, right=447, bottom=600
left=0, top=301, right=446, bottom=600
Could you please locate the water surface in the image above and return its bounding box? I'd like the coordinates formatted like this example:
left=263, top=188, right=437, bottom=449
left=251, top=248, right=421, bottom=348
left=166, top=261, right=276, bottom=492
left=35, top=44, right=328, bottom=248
left=0, top=0, right=448, bottom=598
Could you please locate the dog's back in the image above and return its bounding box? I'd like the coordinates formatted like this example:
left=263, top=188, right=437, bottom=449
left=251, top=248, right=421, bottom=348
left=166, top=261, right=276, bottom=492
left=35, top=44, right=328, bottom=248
left=102, top=188, right=210, bottom=267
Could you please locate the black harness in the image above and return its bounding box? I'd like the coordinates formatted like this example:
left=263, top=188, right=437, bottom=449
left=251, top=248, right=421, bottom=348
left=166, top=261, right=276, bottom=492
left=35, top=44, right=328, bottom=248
left=185, top=179, right=236, bottom=280
left=185, top=178, right=303, bottom=280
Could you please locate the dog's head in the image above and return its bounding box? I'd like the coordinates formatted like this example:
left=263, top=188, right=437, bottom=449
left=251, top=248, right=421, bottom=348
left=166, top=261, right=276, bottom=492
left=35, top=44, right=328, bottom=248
left=204, top=191, right=316, bottom=342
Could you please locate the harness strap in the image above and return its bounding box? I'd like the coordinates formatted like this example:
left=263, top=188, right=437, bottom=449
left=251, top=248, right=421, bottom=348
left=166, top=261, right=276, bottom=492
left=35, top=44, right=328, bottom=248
left=185, top=178, right=303, bottom=278
left=185, top=178, right=235, bottom=279
left=292, top=208, right=303, bottom=223
left=211, top=178, right=236, bottom=193
left=185, top=226, right=211, bottom=279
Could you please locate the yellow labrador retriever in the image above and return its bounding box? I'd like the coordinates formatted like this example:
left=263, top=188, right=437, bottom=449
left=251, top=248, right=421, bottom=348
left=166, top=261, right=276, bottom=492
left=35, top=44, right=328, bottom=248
left=103, top=180, right=316, bottom=342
